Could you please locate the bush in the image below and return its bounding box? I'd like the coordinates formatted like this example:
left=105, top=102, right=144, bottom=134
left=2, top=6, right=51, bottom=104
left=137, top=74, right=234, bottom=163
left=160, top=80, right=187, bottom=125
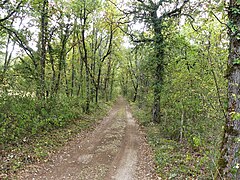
left=0, top=94, right=85, bottom=145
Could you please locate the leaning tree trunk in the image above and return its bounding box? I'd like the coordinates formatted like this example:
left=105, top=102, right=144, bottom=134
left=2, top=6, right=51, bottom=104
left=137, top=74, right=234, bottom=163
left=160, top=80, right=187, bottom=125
left=217, top=0, right=240, bottom=179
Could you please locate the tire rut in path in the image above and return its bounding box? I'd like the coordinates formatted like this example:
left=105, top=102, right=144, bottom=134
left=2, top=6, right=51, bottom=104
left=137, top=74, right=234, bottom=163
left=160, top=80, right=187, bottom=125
left=107, top=107, right=139, bottom=180
left=17, top=98, right=158, bottom=180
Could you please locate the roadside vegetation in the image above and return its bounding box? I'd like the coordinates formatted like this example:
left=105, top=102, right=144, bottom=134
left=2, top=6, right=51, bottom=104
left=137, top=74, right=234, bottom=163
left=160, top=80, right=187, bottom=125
left=1, top=0, right=120, bottom=177
left=123, top=0, right=229, bottom=178
left=0, top=96, right=112, bottom=178
left=132, top=104, right=221, bottom=179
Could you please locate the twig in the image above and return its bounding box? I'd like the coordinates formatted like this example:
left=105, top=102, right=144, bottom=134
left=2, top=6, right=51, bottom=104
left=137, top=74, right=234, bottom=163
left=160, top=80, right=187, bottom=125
left=181, top=13, right=199, bottom=32
left=211, top=11, right=228, bottom=27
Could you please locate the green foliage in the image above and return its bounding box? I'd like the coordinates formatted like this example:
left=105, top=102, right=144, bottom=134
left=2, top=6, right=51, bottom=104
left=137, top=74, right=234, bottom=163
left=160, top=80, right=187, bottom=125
left=0, top=0, right=233, bottom=177
left=0, top=94, right=85, bottom=145
left=233, top=58, right=240, bottom=65
left=132, top=105, right=216, bottom=179
left=0, top=0, right=123, bottom=149
left=228, top=20, right=239, bottom=34
left=0, top=95, right=111, bottom=176
left=231, top=7, right=240, bottom=15
left=125, top=4, right=228, bottom=178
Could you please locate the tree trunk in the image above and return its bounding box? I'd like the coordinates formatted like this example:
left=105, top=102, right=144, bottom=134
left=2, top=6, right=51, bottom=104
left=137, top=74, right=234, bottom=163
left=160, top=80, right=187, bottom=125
left=152, top=43, right=164, bottom=124
left=48, top=44, right=56, bottom=97
left=217, top=0, right=240, bottom=179
left=82, top=1, right=90, bottom=113
left=39, top=0, right=48, bottom=99
left=180, top=108, right=184, bottom=143
left=128, top=53, right=139, bottom=102
left=109, top=63, right=115, bottom=101
left=104, top=60, right=110, bottom=101
left=54, top=26, right=70, bottom=95
left=2, top=32, right=15, bottom=84
left=131, top=0, right=188, bottom=123
left=96, top=65, right=102, bottom=103
left=91, top=26, right=97, bottom=103
left=85, top=63, right=90, bottom=113
left=71, top=38, right=75, bottom=97
left=77, top=55, right=84, bottom=97
left=151, top=6, right=164, bottom=124
left=64, top=60, right=69, bottom=97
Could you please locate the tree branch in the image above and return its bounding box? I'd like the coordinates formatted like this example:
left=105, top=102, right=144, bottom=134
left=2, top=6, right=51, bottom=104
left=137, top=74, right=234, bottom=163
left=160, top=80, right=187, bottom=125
left=0, top=1, right=23, bottom=23
left=181, top=13, right=199, bottom=31
left=0, top=24, right=37, bottom=68
left=117, top=24, right=154, bottom=44
left=163, top=0, right=189, bottom=18
left=210, top=11, right=228, bottom=27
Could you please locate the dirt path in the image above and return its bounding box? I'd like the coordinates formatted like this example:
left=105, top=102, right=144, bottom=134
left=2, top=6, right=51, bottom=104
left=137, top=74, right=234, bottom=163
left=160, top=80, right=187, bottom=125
left=17, top=98, right=158, bottom=180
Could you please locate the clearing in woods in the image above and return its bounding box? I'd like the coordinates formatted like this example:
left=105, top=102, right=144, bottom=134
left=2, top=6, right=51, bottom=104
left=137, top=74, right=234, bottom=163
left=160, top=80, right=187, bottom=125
left=17, top=98, right=158, bottom=180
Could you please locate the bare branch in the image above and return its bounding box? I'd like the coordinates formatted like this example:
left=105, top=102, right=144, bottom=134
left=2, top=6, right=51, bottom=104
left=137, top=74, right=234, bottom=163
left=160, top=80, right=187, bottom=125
left=163, top=0, right=190, bottom=18
left=181, top=13, right=199, bottom=32
left=107, top=0, right=131, bottom=15
left=210, top=11, right=228, bottom=27
left=117, top=23, right=153, bottom=44
left=0, top=24, right=37, bottom=67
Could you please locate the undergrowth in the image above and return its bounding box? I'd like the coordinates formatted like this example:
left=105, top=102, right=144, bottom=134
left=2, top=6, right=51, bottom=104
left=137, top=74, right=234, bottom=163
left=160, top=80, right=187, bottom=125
left=0, top=94, right=112, bottom=179
left=131, top=104, right=220, bottom=179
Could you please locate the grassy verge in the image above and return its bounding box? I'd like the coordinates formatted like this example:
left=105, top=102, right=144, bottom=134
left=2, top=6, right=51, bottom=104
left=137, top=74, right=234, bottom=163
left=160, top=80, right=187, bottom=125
left=0, top=98, right=113, bottom=179
left=131, top=104, right=219, bottom=179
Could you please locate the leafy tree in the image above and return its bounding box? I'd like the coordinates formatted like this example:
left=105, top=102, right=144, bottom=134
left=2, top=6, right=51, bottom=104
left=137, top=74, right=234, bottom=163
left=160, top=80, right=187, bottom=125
left=126, top=0, right=189, bottom=123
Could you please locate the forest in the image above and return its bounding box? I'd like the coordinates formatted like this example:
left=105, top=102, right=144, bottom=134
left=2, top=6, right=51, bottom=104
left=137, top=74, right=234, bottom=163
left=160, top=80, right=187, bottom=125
left=0, top=0, right=240, bottom=179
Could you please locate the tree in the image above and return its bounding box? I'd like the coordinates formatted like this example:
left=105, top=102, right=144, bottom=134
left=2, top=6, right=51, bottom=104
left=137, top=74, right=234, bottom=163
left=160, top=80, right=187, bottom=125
left=217, top=0, right=240, bottom=179
left=126, top=0, right=189, bottom=123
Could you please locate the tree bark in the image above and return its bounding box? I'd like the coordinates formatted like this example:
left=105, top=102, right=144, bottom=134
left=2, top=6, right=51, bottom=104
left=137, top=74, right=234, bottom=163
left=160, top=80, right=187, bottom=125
left=54, top=24, right=70, bottom=95
left=82, top=0, right=90, bottom=113
left=48, top=43, right=56, bottom=97
left=151, top=8, right=164, bottom=124
left=71, top=38, right=76, bottom=97
left=77, top=49, right=84, bottom=97
left=109, top=61, right=115, bottom=101
left=39, top=0, right=48, bottom=99
left=217, top=0, right=240, bottom=179
left=2, top=31, right=15, bottom=84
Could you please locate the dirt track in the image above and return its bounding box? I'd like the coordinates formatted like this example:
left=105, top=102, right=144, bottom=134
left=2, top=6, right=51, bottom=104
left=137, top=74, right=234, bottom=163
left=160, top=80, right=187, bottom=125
left=17, top=98, right=158, bottom=180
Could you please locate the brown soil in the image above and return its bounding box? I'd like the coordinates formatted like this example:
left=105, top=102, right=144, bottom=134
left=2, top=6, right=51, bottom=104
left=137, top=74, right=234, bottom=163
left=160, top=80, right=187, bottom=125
left=15, top=97, right=158, bottom=180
